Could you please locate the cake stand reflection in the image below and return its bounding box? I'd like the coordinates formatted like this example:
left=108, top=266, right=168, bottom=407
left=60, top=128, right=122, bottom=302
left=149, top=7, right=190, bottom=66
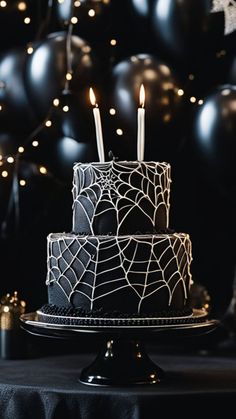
left=20, top=310, right=219, bottom=386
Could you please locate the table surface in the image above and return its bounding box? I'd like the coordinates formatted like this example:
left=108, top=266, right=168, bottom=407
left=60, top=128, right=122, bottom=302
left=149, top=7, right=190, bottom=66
left=1, top=345, right=236, bottom=419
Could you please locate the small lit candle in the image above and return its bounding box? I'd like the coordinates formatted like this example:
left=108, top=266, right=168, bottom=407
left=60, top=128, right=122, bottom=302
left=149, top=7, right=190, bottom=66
left=89, top=87, right=105, bottom=162
left=137, top=84, right=145, bottom=161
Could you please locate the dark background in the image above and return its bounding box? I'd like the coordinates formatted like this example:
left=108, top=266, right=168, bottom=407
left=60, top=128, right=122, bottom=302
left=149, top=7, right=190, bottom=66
left=0, top=0, right=236, bottom=320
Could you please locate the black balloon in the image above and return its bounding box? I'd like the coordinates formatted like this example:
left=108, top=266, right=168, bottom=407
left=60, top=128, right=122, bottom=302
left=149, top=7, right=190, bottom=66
left=192, top=84, right=236, bottom=195
left=0, top=49, right=37, bottom=135
left=0, top=132, right=26, bottom=158
left=49, top=89, right=94, bottom=142
left=47, top=136, right=96, bottom=181
left=108, top=54, right=184, bottom=161
left=183, top=84, right=236, bottom=319
left=24, top=124, right=97, bottom=182
left=151, top=0, right=224, bottom=73
left=130, top=0, right=150, bottom=18
left=25, top=31, right=99, bottom=119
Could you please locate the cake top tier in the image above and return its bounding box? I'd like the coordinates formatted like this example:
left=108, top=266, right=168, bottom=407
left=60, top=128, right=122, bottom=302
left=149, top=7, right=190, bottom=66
left=72, top=161, right=171, bottom=235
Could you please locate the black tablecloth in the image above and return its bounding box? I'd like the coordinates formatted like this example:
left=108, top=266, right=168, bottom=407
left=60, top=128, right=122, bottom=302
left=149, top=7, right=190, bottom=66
left=0, top=349, right=236, bottom=419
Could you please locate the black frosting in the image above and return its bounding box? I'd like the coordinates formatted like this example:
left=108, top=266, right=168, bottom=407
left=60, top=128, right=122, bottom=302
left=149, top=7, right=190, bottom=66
left=72, top=161, right=171, bottom=235
left=47, top=233, right=192, bottom=315
left=39, top=303, right=193, bottom=319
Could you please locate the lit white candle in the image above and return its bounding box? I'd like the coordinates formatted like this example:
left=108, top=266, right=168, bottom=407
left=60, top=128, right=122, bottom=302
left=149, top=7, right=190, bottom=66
left=137, top=84, right=145, bottom=161
left=89, top=87, right=105, bottom=163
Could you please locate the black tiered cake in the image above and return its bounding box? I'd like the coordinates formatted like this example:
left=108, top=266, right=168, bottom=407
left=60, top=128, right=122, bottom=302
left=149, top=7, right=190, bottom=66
left=37, top=160, right=205, bottom=326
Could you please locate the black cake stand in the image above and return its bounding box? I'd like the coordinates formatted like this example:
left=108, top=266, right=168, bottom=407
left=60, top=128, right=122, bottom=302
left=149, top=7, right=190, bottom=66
left=20, top=311, right=219, bottom=386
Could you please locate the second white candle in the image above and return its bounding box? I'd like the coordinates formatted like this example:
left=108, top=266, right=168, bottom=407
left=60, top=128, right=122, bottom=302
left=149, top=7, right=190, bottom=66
left=89, top=87, right=105, bottom=163
left=137, top=84, right=145, bottom=161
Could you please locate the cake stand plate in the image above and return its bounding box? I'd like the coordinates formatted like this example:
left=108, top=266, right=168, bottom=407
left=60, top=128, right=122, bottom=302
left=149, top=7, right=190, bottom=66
left=20, top=311, right=219, bottom=386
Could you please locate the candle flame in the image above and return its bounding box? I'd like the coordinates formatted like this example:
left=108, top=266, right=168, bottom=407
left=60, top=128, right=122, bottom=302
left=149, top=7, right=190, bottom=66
left=139, top=84, right=145, bottom=108
left=89, top=87, right=97, bottom=106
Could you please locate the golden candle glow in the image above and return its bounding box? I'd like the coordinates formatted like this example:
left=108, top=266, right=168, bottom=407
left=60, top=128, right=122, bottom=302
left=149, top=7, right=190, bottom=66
left=139, top=84, right=145, bottom=108
left=89, top=87, right=97, bottom=107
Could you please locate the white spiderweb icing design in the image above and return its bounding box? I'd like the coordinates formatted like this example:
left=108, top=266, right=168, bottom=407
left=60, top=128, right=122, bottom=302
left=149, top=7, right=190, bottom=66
left=47, top=233, right=192, bottom=313
left=72, top=161, right=171, bottom=234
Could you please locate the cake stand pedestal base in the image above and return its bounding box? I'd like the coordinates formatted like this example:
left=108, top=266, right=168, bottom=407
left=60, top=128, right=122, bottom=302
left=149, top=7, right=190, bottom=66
left=80, top=339, right=164, bottom=386
left=20, top=311, right=219, bottom=387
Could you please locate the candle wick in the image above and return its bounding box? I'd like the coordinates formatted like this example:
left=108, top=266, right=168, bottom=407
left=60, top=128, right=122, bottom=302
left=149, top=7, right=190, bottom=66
left=95, top=103, right=98, bottom=108
left=108, top=150, right=119, bottom=161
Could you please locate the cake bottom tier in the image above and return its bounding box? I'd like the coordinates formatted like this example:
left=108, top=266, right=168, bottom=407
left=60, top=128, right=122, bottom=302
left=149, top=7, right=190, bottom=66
left=42, top=232, right=193, bottom=321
